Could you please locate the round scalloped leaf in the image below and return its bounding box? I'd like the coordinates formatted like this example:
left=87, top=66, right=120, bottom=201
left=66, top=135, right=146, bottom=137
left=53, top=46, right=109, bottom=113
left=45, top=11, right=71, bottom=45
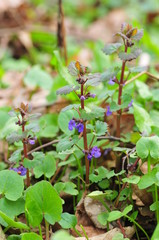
left=24, top=65, right=53, bottom=90
left=25, top=181, right=62, bottom=227
left=59, top=213, right=77, bottom=229
left=136, top=136, right=159, bottom=161
left=0, top=170, right=24, bottom=201
left=51, top=230, right=75, bottom=240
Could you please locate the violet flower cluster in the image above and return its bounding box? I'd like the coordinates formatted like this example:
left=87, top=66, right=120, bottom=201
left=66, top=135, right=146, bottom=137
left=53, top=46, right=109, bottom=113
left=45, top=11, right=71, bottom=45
left=87, top=146, right=101, bottom=161
left=10, top=166, right=27, bottom=176
left=68, top=119, right=84, bottom=133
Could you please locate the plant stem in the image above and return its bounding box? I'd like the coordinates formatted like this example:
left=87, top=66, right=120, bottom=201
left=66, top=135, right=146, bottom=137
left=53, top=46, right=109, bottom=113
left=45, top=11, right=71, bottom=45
left=45, top=219, right=49, bottom=240
left=81, top=84, right=89, bottom=186
left=155, top=184, right=159, bottom=224
left=22, top=122, right=30, bottom=188
left=80, top=224, right=89, bottom=240
left=39, top=224, right=42, bottom=237
left=116, top=43, right=128, bottom=138
left=116, top=43, right=128, bottom=173
left=126, top=215, right=150, bottom=240
left=147, top=154, right=151, bottom=174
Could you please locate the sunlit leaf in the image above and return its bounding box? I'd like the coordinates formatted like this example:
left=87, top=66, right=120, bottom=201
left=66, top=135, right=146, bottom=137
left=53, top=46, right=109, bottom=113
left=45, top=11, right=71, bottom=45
left=118, top=48, right=142, bottom=61
left=102, top=43, right=123, bottom=55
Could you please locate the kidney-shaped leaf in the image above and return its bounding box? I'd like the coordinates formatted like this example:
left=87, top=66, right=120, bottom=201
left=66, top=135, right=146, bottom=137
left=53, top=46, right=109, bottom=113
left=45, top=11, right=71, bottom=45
left=21, top=233, right=42, bottom=240
left=0, top=170, right=24, bottom=201
left=25, top=181, right=62, bottom=227
left=136, top=136, right=159, bottom=161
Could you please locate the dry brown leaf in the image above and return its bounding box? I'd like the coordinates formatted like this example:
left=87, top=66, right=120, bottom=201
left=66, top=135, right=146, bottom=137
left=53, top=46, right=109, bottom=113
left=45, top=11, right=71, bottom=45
left=84, top=196, right=113, bottom=230
left=131, top=184, right=153, bottom=206
left=0, top=226, right=6, bottom=240
left=75, top=226, right=135, bottom=240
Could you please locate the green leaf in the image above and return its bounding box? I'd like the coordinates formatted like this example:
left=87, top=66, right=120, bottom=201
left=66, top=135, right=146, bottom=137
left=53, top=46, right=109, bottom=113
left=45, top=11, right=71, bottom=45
left=7, top=132, right=25, bottom=144
left=133, top=103, right=152, bottom=134
left=86, top=73, right=101, bottom=86
left=53, top=51, right=74, bottom=85
left=81, top=107, right=106, bottom=121
left=131, top=29, right=143, bottom=41
left=2, top=58, right=30, bottom=71
left=112, top=233, right=129, bottom=240
left=59, top=213, right=77, bottom=229
left=129, top=66, right=147, bottom=73
left=135, top=80, right=152, bottom=100
left=61, top=104, right=80, bottom=112
left=38, top=114, right=58, bottom=138
left=0, top=170, right=24, bottom=201
left=89, top=167, right=109, bottom=183
left=51, top=230, right=75, bottom=240
left=34, top=154, right=56, bottom=179
left=0, top=198, right=25, bottom=227
left=118, top=48, right=141, bottom=61
left=138, top=168, right=158, bottom=189
left=107, top=211, right=123, bottom=222
left=7, top=235, right=21, bottom=240
left=25, top=181, right=62, bottom=227
left=8, top=149, right=22, bottom=163
left=0, top=210, right=29, bottom=230
left=122, top=175, right=140, bottom=184
left=24, top=65, right=53, bottom=90
left=150, top=201, right=159, bottom=211
left=95, top=121, right=107, bottom=136
left=102, top=43, right=123, bottom=55
left=58, top=110, right=78, bottom=135
left=0, top=107, right=11, bottom=132
left=54, top=182, right=78, bottom=196
left=119, top=188, right=131, bottom=201
left=136, top=136, right=159, bottom=160
left=97, top=212, right=109, bottom=226
left=56, top=85, right=79, bottom=95
left=122, top=205, right=133, bottom=215
left=101, top=67, right=120, bottom=82
left=151, top=89, right=159, bottom=102
left=24, top=152, right=45, bottom=169
left=56, top=136, right=79, bottom=152
left=151, top=223, right=159, bottom=240
left=21, top=233, right=42, bottom=240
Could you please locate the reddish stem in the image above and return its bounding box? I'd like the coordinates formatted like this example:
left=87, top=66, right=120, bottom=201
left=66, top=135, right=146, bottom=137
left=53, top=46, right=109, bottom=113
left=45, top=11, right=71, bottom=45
left=116, top=43, right=128, bottom=173
left=81, top=84, right=89, bottom=186
left=117, top=219, right=127, bottom=238
left=116, top=44, right=128, bottom=138
left=22, top=121, right=30, bottom=188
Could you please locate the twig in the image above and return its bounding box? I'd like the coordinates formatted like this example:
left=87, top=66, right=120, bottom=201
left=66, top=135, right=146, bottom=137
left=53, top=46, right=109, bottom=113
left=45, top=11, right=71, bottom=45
left=27, top=139, right=59, bottom=156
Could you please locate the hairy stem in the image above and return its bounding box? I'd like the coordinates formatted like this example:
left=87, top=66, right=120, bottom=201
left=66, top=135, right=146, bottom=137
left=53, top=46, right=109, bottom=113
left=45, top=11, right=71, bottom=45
left=81, top=84, right=89, bottom=186
left=116, top=43, right=128, bottom=173
left=22, top=122, right=30, bottom=187
left=116, top=43, right=128, bottom=138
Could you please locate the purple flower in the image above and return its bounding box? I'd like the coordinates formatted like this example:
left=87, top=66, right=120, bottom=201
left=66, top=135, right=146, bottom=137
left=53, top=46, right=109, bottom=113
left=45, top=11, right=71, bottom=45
left=28, top=137, right=37, bottom=145
left=89, top=93, right=96, bottom=98
left=87, top=153, right=93, bottom=161
left=68, top=119, right=76, bottom=131
left=10, top=166, right=27, bottom=176
left=106, top=106, right=112, bottom=116
left=76, top=123, right=84, bottom=133
left=91, top=146, right=101, bottom=158
left=80, top=95, right=86, bottom=100
left=108, top=77, right=115, bottom=85
left=87, top=146, right=101, bottom=161
left=128, top=100, right=133, bottom=108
